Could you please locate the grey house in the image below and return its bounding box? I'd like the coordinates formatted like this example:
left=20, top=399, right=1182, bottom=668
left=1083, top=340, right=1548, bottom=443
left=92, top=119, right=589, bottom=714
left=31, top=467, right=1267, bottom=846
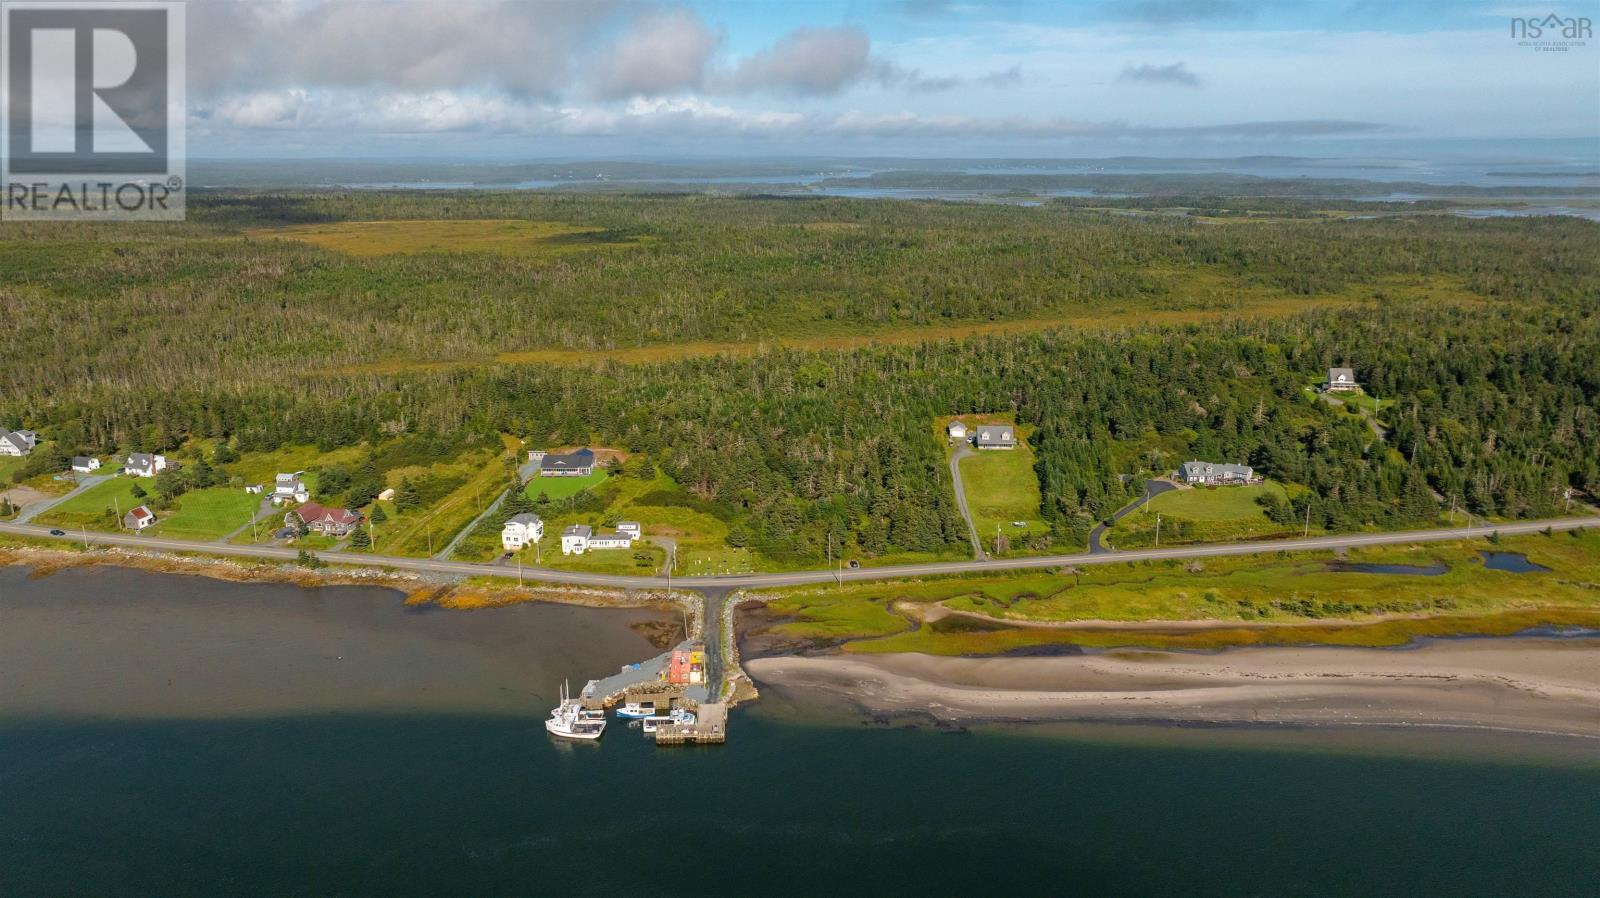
left=0, top=430, right=37, bottom=457
left=541, top=448, right=596, bottom=477
left=1179, top=461, right=1255, bottom=486
left=974, top=426, right=1016, bottom=450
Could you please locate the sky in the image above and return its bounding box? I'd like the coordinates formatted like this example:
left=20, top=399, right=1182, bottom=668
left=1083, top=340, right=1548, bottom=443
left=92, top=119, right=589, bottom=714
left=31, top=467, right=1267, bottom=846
left=183, top=0, right=1600, bottom=159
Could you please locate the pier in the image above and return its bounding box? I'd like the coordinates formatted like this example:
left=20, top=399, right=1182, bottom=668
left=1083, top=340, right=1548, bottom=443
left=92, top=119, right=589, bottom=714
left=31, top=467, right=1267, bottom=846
left=566, top=586, right=737, bottom=746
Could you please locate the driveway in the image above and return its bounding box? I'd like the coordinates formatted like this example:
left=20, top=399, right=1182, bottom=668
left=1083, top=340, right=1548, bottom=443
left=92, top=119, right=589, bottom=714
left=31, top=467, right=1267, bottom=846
left=14, top=474, right=109, bottom=524
left=948, top=442, right=986, bottom=560
left=1087, top=479, right=1178, bottom=554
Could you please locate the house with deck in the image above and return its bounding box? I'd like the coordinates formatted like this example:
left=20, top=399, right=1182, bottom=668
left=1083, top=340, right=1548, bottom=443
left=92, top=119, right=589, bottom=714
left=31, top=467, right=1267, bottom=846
left=1323, top=367, right=1361, bottom=393
left=974, top=425, right=1016, bottom=450
left=1178, top=461, right=1256, bottom=486
left=0, top=430, right=37, bottom=457
left=123, top=453, right=168, bottom=477
left=540, top=448, right=596, bottom=477
left=501, top=513, right=544, bottom=551
left=288, top=503, right=363, bottom=537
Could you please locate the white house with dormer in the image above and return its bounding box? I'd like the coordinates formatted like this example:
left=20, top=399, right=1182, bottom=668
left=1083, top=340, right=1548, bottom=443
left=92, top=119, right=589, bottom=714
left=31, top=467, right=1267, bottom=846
left=1323, top=367, right=1361, bottom=393
left=123, top=453, right=168, bottom=477
left=273, top=472, right=310, bottom=503
left=501, top=513, right=544, bottom=551
left=0, top=429, right=38, bottom=457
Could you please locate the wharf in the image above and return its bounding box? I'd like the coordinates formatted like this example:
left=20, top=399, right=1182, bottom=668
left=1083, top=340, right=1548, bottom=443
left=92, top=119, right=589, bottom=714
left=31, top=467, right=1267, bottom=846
left=655, top=702, right=728, bottom=745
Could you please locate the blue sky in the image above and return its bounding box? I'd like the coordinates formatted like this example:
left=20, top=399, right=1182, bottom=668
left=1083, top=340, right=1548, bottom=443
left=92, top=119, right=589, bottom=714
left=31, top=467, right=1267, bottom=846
left=185, top=1, right=1600, bottom=158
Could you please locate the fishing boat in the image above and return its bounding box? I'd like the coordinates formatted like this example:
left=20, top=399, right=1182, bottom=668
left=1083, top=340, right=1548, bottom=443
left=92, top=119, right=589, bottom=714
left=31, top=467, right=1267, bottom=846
left=615, top=700, right=657, bottom=719
left=545, top=681, right=606, bottom=741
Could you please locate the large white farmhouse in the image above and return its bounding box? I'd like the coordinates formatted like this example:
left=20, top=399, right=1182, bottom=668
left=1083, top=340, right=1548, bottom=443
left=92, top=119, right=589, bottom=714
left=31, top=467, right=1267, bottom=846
left=501, top=513, right=544, bottom=551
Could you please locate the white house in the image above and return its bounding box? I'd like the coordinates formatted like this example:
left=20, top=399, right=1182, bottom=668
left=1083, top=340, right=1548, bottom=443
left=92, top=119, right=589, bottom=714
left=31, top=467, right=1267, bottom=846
left=123, top=453, right=168, bottom=477
left=245, top=483, right=264, bottom=495
left=975, top=426, right=1016, bottom=450
left=501, top=513, right=544, bottom=551
left=70, top=456, right=101, bottom=474
left=274, top=472, right=310, bottom=503
left=123, top=505, right=156, bottom=531
left=615, top=521, right=641, bottom=541
left=561, top=524, right=594, bottom=555
left=561, top=523, right=638, bottom=555
left=0, top=430, right=38, bottom=457
left=1178, top=461, right=1255, bottom=486
left=946, top=420, right=968, bottom=441
left=1324, top=367, right=1361, bottom=393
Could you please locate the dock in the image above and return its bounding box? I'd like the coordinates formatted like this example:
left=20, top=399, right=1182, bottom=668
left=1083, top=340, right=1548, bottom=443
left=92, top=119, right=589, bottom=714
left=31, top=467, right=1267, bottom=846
left=654, top=702, right=728, bottom=746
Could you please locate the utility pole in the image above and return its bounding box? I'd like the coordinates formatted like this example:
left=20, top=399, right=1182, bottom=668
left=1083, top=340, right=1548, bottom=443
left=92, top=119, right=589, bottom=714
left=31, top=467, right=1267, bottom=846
left=1154, top=513, right=1161, bottom=547
left=1303, top=503, right=1312, bottom=538
left=81, top=525, right=89, bottom=549
left=517, top=552, right=522, bottom=587
left=827, top=532, right=833, bottom=588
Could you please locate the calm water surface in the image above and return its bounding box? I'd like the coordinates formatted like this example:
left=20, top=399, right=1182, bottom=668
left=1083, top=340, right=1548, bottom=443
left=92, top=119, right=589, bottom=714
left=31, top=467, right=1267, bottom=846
left=2, top=565, right=1597, bottom=897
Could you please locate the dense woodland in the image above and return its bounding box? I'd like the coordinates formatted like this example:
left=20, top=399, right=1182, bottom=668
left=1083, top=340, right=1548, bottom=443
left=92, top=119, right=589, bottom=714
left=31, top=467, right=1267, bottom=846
left=2, top=193, right=1597, bottom=562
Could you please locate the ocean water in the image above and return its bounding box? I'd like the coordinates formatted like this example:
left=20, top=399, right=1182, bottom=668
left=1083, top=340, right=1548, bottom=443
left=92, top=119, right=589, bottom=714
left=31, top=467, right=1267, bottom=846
left=2, top=566, right=1597, bottom=897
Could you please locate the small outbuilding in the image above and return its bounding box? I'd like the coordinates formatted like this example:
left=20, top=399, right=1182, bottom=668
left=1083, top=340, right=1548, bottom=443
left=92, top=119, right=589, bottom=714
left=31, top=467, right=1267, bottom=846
left=70, top=456, right=101, bottom=474
left=946, top=420, right=968, bottom=441
left=122, top=505, right=156, bottom=531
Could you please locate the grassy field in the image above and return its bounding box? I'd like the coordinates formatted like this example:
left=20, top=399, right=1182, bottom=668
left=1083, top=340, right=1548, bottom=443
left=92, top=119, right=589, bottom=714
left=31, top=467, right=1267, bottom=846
left=0, top=457, right=24, bottom=483
left=156, top=488, right=261, bottom=541
left=228, top=444, right=365, bottom=491
left=248, top=219, right=646, bottom=258
left=749, top=529, right=1600, bottom=651
left=538, top=542, right=666, bottom=576
left=378, top=443, right=516, bottom=557
left=523, top=470, right=607, bottom=502
left=1107, top=482, right=1301, bottom=548
left=33, top=477, right=144, bottom=531
left=944, top=417, right=1049, bottom=555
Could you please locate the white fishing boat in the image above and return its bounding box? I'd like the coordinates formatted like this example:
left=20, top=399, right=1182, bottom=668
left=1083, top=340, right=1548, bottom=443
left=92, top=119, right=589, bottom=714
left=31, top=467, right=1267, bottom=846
left=615, top=700, right=657, bottom=719
left=545, top=681, right=606, bottom=741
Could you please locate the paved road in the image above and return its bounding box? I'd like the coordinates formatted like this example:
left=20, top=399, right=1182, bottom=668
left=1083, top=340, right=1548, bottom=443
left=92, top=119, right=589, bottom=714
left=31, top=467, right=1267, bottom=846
left=1087, top=479, right=1178, bottom=554
left=3, top=515, right=1593, bottom=591
left=947, top=442, right=986, bottom=560
left=13, top=474, right=109, bottom=524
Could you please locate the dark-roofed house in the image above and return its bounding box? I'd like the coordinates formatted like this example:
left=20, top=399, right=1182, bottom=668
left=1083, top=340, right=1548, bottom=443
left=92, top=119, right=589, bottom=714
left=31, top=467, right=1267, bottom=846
left=541, top=448, right=596, bottom=477
left=122, top=505, right=156, bottom=531
left=70, top=456, right=101, bottom=474
left=0, top=429, right=37, bottom=457
left=1178, top=461, right=1256, bottom=486
left=974, top=425, right=1016, bottom=450
left=288, top=502, right=363, bottom=537
left=1324, top=367, right=1360, bottom=393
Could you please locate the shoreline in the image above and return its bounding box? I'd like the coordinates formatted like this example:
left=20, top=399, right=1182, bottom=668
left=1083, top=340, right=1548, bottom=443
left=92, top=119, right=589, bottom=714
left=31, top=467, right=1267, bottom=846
left=745, top=640, right=1600, bottom=740
left=0, top=544, right=674, bottom=614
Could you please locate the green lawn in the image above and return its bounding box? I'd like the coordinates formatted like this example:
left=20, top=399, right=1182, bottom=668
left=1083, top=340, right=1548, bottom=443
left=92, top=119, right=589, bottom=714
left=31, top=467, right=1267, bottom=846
left=156, top=487, right=261, bottom=540
left=523, top=470, right=607, bottom=502
left=0, top=456, right=24, bottom=483
left=33, top=476, right=145, bottom=531
left=1302, top=384, right=1395, bottom=413
left=951, top=421, right=1049, bottom=554
left=1109, top=481, right=1299, bottom=547
left=536, top=540, right=665, bottom=575
left=229, top=444, right=365, bottom=490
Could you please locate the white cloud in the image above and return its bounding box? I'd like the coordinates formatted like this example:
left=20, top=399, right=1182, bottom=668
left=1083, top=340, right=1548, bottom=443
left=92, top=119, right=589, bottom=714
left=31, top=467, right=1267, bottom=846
left=588, top=9, right=721, bottom=100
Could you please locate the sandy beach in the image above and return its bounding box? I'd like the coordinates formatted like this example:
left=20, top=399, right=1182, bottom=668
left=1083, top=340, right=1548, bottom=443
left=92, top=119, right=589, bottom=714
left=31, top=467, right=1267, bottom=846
left=745, top=640, right=1600, bottom=739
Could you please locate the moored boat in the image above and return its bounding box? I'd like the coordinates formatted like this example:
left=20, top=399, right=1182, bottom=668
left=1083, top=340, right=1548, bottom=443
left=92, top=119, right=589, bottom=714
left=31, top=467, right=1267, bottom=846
left=545, top=681, right=606, bottom=741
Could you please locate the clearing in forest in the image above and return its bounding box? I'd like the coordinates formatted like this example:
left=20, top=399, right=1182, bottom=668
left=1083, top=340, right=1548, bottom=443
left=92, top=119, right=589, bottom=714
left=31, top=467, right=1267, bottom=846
left=246, top=219, right=645, bottom=257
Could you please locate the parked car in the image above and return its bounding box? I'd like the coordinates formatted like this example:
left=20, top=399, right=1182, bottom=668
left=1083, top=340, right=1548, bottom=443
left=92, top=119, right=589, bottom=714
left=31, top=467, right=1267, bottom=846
left=49, top=529, right=66, bottom=536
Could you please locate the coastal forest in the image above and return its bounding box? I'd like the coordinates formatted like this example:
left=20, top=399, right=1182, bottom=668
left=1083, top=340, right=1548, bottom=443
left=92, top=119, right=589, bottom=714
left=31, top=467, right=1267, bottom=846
left=2, top=193, right=1597, bottom=564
